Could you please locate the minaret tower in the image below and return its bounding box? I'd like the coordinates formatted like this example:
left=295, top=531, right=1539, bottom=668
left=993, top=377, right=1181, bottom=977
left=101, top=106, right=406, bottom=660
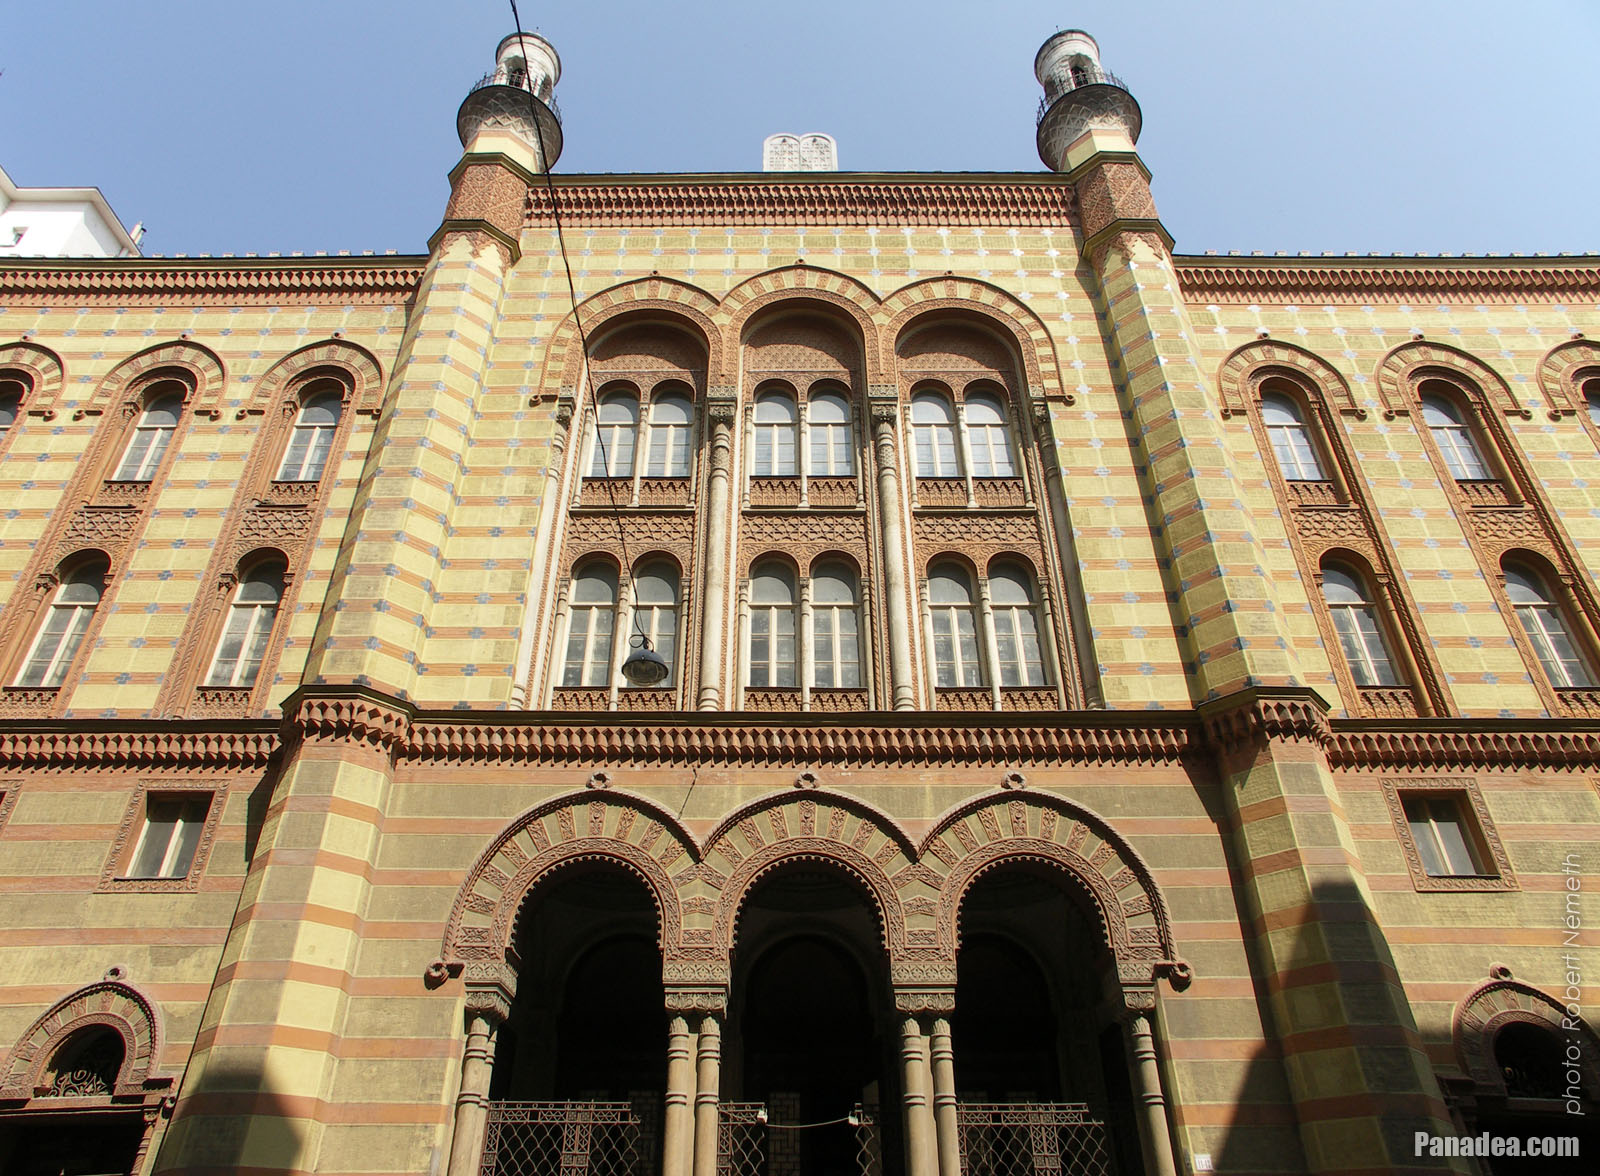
left=1031, top=31, right=1462, bottom=1176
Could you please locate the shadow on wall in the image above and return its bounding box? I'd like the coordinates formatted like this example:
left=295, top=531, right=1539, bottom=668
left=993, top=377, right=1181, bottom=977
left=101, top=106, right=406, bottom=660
left=152, top=1056, right=305, bottom=1175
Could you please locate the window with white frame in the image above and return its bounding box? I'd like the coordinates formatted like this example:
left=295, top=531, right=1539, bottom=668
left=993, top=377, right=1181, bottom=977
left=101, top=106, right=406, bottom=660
left=1321, top=563, right=1401, bottom=688
left=206, top=560, right=285, bottom=688
left=645, top=391, right=694, bottom=478
left=112, top=387, right=183, bottom=482
left=630, top=562, right=679, bottom=687
left=928, top=563, right=983, bottom=687
left=964, top=390, right=1016, bottom=477
left=277, top=384, right=343, bottom=482
left=1261, top=391, right=1326, bottom=481
left=562, top=564, right=618, bottom=687
left=989, top=563, right=1047, bottom=686
left=15, top=558, right=107, bottom=689
left=912, top=391, right=961, bottom=478
left=123, top=793, right=211, bottom=880
left=811, top=563, right=861, bottom=688
left=589, top=390, right=639, bottom=478
left=748, top=563, right=797, bottom=687
left=753, top=390, right=799, bottom=477
left=1504, top=561, right=1596, bottom=688
left=807, top=390, right=854, bottom=476
left=1401, top=793, right=1489, bottom=878
left=1420, top=389, right=1491, bottom=481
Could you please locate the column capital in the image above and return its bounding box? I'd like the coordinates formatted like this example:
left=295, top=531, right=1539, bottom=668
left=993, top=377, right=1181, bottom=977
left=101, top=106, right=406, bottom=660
left=1197, top=684, right=1332, bottom=759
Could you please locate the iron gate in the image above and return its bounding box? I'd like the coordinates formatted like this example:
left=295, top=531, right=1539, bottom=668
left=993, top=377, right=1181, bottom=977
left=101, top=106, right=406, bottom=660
left=956, top=1103, right=1119, bottom=1176
left=482, top=1101, right=649, bottom=1176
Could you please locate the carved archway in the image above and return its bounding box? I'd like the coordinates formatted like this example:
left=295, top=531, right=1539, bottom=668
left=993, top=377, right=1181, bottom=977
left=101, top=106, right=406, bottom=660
left=1374, top=340, right=1525, bottom=420
left=1216, top=338, right=1363, bottom=419
left=882, top=278, right=1063, bottom=405
left=0, top=341, right=66, bottom=420
left=87, top=340, right=226, bottom=420
left=0, top=977, right=162, bottom=1099
left=240, top=338, right=385, bottom=419
left=1538, top=339, right=1600, bottom=420
left=539, top=277, right=724, bottom=404
left=1453, top=968, right=1600, bottom=1099
left=924, top=790, right=1186, bottom=1002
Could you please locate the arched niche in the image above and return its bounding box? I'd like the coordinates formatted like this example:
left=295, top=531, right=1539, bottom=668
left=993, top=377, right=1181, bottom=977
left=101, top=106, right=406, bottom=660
left=0, top=976, right=162, bottom=1100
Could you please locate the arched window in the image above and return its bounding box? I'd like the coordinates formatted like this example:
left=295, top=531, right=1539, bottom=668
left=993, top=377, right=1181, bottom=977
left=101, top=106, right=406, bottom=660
left=1495, top=1023, right=1567, bottom=1100
left=748, top=563, right=797, bottom=687
left=1261, top=391, right=1325, bottom=481
left=16, top=557, right=107, bottom=688
left=42, top=1027, right=124, bottom=1098
left=989, top=563, right=1047, bottom=687
left=631, top=562, right=679, bottom=687
left=1420, top=390, right=1491, bottom=481
left=562, top=564, right=618, bottom=687
left=277, top=384, right=343, bottom=482
left=1584, top=378, right=1600, bottom=430
left=929, top=564, right=983, bottom=687
left=1321, top=563, right=1400, bottom=687
left=912, top=391, right=961, bottom=478
left=589, top=391, right=638, bottom=478
left=112, top=386, right=183, bottom=482
left=1504, top=562, right=1596, bottom=688
left=811, top=563, right=861, bottom=687
left=206, top=559, right=286, bottom=688
left=808, top=391, right=854, bottom=476
left=0, top=373, right=25, bottom=439
left=645, top=392, right=693, bottom=478
left=964, top=391, right=1016, bottom=477
left=753, top=391, right=798, bottom=477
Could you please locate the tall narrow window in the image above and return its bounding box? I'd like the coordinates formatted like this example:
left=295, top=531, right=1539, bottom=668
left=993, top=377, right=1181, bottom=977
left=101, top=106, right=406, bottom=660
left=912, top=392, right=961, bottom=478
left=563, top=564, right=618, bottom=687
left=989, top=563, right=1046, bottom=686
left=1321, top=563, right=1400, bottom=687
left=16, top=558, right=107, bottom=688
left=589, top=392, right=638, bottom=478
left=929, top=564, right=983, bottom=687
left=1261, top=392, right=1325, bottom=481
left=753, top=391, right=798, bottom=476
left=749, top=564, right=797, bottom=687
left=206, top=560, right=286, bottom=688
left=645, top=392, right=693, bottom=477
left=964, top=392, right=1015, bottom=477
left=1420, top=391, right=1491, bottom=481
left=124, top=794, right=211, bottom=880
left=1402, top=794, right=1487, bottom=878
left=277, top=386, right=343, bottom=481
left=811, top=563, right=861, bottom=688
left=808, top=391, right=854, bottom=475
left=112, top=388, right=182, bottom=482
left=631, top=562, right=679, bottom=687
left=1504, top=562, right=1596, bottom=688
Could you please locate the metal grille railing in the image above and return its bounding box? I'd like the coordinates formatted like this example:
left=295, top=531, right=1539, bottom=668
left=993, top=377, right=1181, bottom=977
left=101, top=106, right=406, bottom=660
left=717, top=1103, right=768, bottom=1176
left=956, top=1103, right=1119, bottom=1176
left=853, top=1104, right=882, bottom=1176
left=482, top=1101, right=645, bottom=1176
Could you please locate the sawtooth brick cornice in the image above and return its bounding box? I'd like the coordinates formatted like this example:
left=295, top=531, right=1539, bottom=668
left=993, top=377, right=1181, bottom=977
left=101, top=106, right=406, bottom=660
left=525, top=174, right=1080, bottom=228
left=0, top=257, right=427, bottom=306
left=1175, top=254, right=1600, bottom=305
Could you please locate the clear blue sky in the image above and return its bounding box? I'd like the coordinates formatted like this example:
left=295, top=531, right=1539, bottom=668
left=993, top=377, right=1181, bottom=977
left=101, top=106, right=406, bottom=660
left=4, top=1, right=1597, bottom=257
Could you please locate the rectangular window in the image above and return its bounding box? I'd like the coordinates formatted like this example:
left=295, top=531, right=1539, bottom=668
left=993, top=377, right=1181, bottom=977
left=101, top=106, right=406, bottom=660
left=123, top=794, right=211, bottom=880
left=1401, top=793, right=1488, bottom=878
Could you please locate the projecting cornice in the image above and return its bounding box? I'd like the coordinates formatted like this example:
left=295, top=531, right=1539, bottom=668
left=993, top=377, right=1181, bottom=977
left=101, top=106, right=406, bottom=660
left=0, top=721, right=279, bottom=769
left=525, top=173, right=1081, bottom=228
left=0, top=256, right=427, bottom=306
left=1174, top=254, right=1600, bottom=305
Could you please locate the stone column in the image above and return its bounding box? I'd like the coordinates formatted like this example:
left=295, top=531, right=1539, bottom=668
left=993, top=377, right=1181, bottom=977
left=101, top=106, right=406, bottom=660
left=697, top=392, right=737, bottom=710
left=692, top=1014, right=722, bottom=1176
left=928, top=1017, right=961, bottom=1176
left=1122, top=1003, right=1177, bottom=1176
left=448, top=970, right=515, bottom=1176
left=799, top=576, right=814, bottom=710
left=898, top=1016, right=938, bottom=1176
left=975, top=578, right=1003, bottom=710
left=662, top=1015, right=696, bottom=1176
left=870, top=392, right=916, bottom=709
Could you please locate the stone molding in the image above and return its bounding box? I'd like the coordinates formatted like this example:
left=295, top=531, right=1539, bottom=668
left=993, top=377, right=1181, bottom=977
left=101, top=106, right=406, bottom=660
left=1175, top=255, right=1600, bottom=304
left=0, top=724, right=278, bottom=769
left=0, top=341, right=65, bottom=419
left=1451, top=968, right=1600, bottom=1099
left=0, top=974, right=167, bottom=1100
left=526, top=176, right=1079, bottom=228
left=0, top=257, right=424, bottom=306
left=1329, top=724, right=1600, bottom=771
left=1198, top=687, right=1332, bottom=757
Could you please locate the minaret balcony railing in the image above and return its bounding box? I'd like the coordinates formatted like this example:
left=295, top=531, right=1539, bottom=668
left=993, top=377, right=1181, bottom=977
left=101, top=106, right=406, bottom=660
left=1035, top=68, right=1132, bottom=124
left=469, top=70, right=563, bottom=124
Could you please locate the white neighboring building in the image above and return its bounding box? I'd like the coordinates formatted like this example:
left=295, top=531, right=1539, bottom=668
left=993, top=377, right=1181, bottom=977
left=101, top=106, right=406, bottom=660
left=0, top=165, right=141, bottom=258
